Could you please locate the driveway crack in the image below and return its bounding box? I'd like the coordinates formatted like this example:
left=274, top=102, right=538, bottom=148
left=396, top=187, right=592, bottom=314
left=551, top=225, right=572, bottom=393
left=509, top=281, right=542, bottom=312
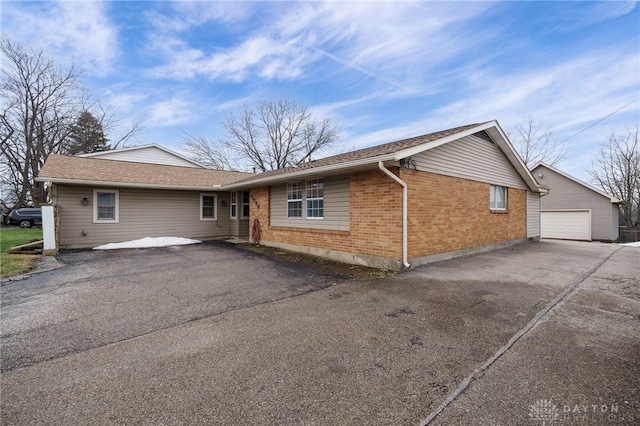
left=418, top=246, right=623, bottom=426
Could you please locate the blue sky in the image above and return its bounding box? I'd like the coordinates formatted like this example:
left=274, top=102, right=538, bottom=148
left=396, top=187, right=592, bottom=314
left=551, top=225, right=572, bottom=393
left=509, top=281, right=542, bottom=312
left=2, top=1, right=639, bottom=181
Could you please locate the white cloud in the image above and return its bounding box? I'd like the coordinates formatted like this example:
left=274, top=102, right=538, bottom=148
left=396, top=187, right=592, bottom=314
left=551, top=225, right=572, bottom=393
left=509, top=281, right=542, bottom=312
left=145, top=1, right=494, bottom=89
left=146, top=97, right=197, bottom=128
left=1, top=1, right=119, bottom=75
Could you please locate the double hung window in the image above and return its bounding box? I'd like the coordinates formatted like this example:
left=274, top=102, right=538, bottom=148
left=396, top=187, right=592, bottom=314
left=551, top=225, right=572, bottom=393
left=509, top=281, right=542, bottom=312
left=201, top=193, right=217, bottom=220
left=490, top=185, right=507, bottom=210
left=287, top=182, right=303, bottom=218
left=93, top=189, right=119, bottom=223
left=287, top=179, right=324, bottom=219
left=306, top=179, right=324, bottom=219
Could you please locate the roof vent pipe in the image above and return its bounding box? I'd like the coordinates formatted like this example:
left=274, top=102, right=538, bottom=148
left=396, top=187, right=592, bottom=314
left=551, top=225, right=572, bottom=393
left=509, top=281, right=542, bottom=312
left=378, top=161, right=410, bottom=269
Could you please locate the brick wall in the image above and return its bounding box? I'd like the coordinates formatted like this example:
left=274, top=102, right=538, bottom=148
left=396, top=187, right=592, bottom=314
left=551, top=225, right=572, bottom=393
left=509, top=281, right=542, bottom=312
left=249, top=167, right=527, bottom=265
left=249, top=170, right=403, bottom=260
left=400, top=168, right=527, bottom=258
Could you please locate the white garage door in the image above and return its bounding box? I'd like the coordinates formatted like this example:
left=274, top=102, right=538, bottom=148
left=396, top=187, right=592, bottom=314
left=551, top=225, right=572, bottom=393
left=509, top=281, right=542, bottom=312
left=541, top=210, right=591, bottom=241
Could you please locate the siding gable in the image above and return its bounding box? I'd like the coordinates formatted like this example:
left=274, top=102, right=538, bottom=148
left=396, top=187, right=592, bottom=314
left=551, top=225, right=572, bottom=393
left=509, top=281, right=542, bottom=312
left=81, top=146, right=202, bottom=168
left=412, top=134, right=528, bottom=189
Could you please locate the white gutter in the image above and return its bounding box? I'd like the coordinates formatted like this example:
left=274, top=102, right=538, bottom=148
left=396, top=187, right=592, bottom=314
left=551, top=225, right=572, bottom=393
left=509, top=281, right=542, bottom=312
left=378, top=161, right=410, bottom=269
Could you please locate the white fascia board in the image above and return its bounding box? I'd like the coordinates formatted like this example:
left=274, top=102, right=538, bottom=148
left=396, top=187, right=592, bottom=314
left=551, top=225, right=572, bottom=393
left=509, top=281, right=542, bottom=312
left=486, top=122, right=541, bottom=192
left=532, top=163, right=620, bottom=203
left=222, top=153, right=396, bottom=189
left=35, top=177, right=221, bottom=191
left=391, top=121, right=496, bottom=161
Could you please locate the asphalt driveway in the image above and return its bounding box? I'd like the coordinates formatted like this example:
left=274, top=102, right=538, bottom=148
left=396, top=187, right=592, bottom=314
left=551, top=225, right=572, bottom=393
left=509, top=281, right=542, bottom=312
left=1, top=240, right=638, bottom=425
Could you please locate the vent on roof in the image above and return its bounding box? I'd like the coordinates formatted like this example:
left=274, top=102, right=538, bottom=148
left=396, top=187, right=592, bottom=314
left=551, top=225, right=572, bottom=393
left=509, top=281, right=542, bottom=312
left=472, top=130, right=494, bottom=144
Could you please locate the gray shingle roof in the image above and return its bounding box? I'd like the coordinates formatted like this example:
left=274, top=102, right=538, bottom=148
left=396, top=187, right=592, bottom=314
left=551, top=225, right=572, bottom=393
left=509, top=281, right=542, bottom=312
left=37, top=154, right=251, bottom=188
left=233, top=122, right=485, bottom=183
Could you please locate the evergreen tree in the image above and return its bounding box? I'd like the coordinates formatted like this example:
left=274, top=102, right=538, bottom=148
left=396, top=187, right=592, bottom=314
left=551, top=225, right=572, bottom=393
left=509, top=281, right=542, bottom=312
left=65, top=111, right=110, bottom=155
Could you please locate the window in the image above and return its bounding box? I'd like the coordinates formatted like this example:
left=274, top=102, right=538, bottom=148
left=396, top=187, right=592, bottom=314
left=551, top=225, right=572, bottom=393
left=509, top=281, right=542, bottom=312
left=200, top=193, right=217, bottom=220
left=490, top=185, right=507, bottom=210
left=230, top=192, right=237, bottom=219
left=242, top=191, right=250, bottom=218
left=306, top=178, right=324, bottom=219
left=287, top=182, right=303, bottom=218
left=93, top=189, right=119, bottom=223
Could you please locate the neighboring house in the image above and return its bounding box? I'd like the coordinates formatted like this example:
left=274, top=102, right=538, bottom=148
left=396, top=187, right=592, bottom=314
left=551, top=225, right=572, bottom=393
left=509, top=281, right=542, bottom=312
left=531, top=163, right=620, bottom=242
left=37, top=121, right=543, bottom=269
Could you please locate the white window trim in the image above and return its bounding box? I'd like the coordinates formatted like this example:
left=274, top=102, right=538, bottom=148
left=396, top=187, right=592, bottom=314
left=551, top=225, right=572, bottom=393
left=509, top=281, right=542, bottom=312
left=200, top=193, right=217, bottom=221
left=230, top=192, right=237, bottom=219
left=490, top=185, right=507, bottom=210
left=241, top=191, right=250, bottom=219
left=287, top=182, right=303, bottom=219
left=305, top=178, right=324, bottom=220
left=93, top=189, right=119, bottom=224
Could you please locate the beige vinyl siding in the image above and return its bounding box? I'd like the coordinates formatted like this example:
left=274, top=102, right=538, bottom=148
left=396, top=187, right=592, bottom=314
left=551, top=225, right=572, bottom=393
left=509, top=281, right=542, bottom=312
left=526, top=191, right=540, bottom=238
left=413, top=135, right=528, bottom=190
left=85, top=146, right=200, bottom=167
left=270, top=175, right=350, bottom=231
left=611, top=205, right=620, bottom=241
left=533, top=165, right=617, bottom=241
left=55, top=185, right=230, bottom=248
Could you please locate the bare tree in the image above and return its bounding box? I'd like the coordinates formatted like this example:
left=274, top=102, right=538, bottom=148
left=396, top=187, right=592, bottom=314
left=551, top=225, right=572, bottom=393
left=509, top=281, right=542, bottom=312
left=1, top=37, right=82, bottom=207
left=88, top=101, right=143, bottom=150
left=221, top=98, right=339, bottom=172
left=589, top=126, right=640, bottom=228
left=0, top=38, right=142, bottom=207
left=509, top=118, right=568, bottom=167
left=181, top=131, right=237, bottom=170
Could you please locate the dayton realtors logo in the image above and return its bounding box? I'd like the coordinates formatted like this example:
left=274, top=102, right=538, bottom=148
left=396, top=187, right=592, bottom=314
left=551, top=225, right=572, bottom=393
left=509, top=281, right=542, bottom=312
left=529, top=398, right=637, bottom=424
left=529, top=399, right=560, bottom=425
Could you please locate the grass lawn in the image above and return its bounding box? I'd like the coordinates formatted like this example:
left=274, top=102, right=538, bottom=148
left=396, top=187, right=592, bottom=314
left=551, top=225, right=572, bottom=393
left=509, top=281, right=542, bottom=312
left=1, top=227, right=43, bottom=278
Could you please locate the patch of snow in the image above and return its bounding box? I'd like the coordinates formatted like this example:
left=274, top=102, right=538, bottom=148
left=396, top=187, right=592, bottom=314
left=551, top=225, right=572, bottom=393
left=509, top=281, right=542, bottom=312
left=93, top=237, right=201, bottom=250
left=619, top=241, right=640, bottom=248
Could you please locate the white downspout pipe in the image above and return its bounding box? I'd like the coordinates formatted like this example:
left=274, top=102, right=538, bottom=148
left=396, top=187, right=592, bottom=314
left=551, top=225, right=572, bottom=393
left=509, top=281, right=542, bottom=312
left=378, top=161, right=410, bottom=269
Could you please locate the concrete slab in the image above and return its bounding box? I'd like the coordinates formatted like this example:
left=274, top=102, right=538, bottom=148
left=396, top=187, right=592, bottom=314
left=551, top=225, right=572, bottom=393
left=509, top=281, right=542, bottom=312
left=428, top=245, right=640, bottom=425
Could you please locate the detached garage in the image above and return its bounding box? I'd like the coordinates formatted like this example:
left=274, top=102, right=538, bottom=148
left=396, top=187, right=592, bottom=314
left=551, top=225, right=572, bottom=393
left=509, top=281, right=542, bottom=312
left=532, top=163, right=620, bottom=242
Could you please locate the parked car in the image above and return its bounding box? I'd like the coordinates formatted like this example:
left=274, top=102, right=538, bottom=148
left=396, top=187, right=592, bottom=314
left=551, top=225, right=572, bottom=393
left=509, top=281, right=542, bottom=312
left=7, top=208, right=42, bottom=228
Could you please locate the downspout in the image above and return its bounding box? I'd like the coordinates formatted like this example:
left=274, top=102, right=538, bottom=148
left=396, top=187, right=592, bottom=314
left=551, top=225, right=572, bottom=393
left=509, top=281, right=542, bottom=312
left=378, top=161, right=410, bottom=269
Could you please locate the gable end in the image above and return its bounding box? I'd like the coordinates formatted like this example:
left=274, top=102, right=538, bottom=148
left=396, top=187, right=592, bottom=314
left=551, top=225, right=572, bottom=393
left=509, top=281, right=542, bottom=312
left=472, top=130, right=495, bottom=144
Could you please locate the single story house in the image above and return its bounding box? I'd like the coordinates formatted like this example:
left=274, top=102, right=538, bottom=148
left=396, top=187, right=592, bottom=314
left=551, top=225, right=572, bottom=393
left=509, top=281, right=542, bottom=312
left=530, top=163, right=620, bottom=242
left=37, top=120, right=544, bottom=269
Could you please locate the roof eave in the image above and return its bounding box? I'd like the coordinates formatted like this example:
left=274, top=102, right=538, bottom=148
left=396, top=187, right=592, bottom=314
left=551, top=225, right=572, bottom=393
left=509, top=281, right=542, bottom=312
left=392, top=121, right=493, bottom=160
left=35, top=176, right=223, bottom=191
left=222, top=153, right=396, bottom=189
left=393, top=120, right=542, bottom=193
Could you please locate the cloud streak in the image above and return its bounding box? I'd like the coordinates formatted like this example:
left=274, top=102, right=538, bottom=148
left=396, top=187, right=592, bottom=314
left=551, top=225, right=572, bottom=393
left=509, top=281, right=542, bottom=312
left=1, top=1, right=119, bottom=75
